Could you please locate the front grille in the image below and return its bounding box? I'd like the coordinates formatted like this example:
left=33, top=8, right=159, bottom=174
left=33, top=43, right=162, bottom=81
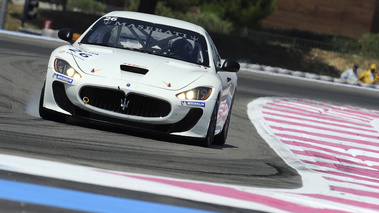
left=79, top=86, right=171, bottom=118
left=74, top=105, right=203, bottom=134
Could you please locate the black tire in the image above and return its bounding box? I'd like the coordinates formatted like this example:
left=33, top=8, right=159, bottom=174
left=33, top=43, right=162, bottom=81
left=39, top=83, right=67, bottom=122
left=214, top=95, right=235, bottom=145
left=201, top=99, right=219, bottom=147
left=213, top=113, right=230, bottom=145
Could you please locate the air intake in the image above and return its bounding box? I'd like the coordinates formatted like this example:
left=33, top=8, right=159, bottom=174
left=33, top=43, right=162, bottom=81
left=120, top=64, right=148, bottom=75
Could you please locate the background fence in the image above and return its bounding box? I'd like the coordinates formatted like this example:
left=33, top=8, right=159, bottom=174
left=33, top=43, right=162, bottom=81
left=247, top=30, right=351, bottom=53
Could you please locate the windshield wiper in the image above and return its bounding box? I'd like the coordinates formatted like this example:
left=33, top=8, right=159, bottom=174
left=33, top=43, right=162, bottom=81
left=123, top=47, right=149, bottom=54
left=85, top=42, right=111, bottom=48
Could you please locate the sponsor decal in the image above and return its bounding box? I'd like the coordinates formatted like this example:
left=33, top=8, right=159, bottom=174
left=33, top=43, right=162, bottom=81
left=102, top=18, right=199, bottom=42
left=190, top=63, right=203, bottom=69
left=67, top=48, right=99, bottom=61
left=126, top=83, right=131, bottom=87
left=181, top=101, right=205, bottom=107
left=186, top=63, right=208, bottom=71
left=162, top=81, right=171, bottom=87
left=91, top=68, right=102, bottom=73
left=53, top=73, right=73, bottom=84
left=103, top=16, right=118, bottom=25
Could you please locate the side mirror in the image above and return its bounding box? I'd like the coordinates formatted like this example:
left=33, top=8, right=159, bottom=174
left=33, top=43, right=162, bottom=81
left=221, top=59, right=240, bottom=72
left=58, top=28, right=74, bottom=44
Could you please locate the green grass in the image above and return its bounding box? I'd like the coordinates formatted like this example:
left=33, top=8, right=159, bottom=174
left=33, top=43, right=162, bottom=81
left=4, top=4, right=24, bottom=31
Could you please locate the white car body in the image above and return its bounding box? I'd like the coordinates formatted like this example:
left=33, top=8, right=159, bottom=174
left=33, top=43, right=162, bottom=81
left=39, top=11, right=239, bottom=147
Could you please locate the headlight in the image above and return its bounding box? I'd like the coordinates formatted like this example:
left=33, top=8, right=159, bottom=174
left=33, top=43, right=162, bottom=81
left=54, top=59, right=81, bottom=79
left=176, top=87, right=212, bottom=100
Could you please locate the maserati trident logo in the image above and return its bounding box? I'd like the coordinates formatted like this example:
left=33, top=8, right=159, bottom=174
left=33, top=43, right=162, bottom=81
left=121, top=98, right=130, bottom=110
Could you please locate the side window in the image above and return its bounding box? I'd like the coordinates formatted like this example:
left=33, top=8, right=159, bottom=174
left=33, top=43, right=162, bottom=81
left=205, top=33, right=222, bottom=69
left=212, top=44, right=222, bottom=69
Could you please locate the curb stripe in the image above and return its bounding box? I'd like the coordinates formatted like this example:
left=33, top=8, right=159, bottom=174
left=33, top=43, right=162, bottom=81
left=248, top=97, right=379, bottom=212
left=282, top=140, right=353, bottom=157
left=265, top=117, right=378, bottom=138
left=303, top=160, right=379, bottom=179
left=263, top=111, right=376, bottom=133
left=277, top=134, right=379, bottom=154
left=331, top=186, right=379, bottom=199
left=291, top=150, right=368, bottom=168
left=263, top=106, right=371, bottom=127
left=96, top=170, right=348, bottom=213
left=323, top=177, right=379, bottom=190
left=275, top=100, right=376, bottom=121
left=302, top=194, right=379, bottom=210
left=272, top=127, right=379, bottom=147
left=314, top=169, right=379, bottom=183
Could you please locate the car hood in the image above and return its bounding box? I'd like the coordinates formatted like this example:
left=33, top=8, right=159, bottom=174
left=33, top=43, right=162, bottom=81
left=68, top=45, right=209, bottom=90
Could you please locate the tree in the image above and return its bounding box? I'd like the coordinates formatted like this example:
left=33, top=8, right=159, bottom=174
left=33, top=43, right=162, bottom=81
left=131, top=0, right=276, bottom=32
left=138, top=0, right=158, bottom=14
left=98, top=0, right=125, bottom=7
left=200, top=0, right=276, bottom=29
left=135, top=0, right=199, bottom=15
left=160, top=0, right=200, bottom=13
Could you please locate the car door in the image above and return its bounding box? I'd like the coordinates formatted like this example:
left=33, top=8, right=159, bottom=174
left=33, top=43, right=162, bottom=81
left=206, top=33, right=231, bottom=131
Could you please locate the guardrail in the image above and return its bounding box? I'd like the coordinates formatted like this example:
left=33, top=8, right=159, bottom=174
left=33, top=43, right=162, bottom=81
left=247, top=30, right=346, bottom=52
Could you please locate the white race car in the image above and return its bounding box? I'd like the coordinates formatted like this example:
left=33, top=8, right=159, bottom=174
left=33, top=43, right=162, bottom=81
left=39, top=11, right=239, bottom=147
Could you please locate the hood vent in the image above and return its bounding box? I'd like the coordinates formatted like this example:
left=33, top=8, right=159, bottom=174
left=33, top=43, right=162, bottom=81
left=120, top=64, right=148, bottom=75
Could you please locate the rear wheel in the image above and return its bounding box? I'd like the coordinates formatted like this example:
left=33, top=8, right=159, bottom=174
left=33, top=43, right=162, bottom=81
left=201, top=99, right=219, bottom=147
left=39, top=83, right=67, bottom=122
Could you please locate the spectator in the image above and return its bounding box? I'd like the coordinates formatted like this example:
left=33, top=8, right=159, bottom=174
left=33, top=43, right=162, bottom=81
left=340, top=63, right=359, bottom=82
left=359, top=64, right=379, bottom=84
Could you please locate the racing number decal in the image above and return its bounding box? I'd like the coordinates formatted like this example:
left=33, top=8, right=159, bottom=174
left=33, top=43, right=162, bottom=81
left=68, top=48, right=99, bottom=61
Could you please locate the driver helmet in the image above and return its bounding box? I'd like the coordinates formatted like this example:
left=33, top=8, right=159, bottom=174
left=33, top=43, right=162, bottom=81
left=169, top=38, right=193, bottom=60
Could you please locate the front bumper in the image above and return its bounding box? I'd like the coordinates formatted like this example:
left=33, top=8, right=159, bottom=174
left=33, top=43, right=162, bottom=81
left=42, top=67, right=215, bottom=138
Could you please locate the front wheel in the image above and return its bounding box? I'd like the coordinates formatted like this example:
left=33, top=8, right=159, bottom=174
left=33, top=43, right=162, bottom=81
left=39, top=83, right=67, bottom=122
left=214, top=95, right=235, bottom=145
left=201, top=99, right=219, bottom=147
left=213, top=112, right=230, bottom=145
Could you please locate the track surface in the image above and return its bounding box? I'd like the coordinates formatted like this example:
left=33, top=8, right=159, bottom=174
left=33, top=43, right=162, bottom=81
left=1, top=32, right=379, bottom=212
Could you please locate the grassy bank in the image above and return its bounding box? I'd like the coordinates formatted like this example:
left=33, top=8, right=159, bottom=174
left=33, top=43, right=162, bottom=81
left=4, top=3, right=100, bottom=33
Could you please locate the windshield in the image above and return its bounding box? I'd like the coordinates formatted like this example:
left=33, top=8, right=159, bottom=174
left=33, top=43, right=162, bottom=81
left=80, top=16, right=210, bottom=66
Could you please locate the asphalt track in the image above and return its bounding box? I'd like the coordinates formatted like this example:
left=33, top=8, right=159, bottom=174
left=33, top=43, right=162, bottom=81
left=1, top=31, right=379, bottom=212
